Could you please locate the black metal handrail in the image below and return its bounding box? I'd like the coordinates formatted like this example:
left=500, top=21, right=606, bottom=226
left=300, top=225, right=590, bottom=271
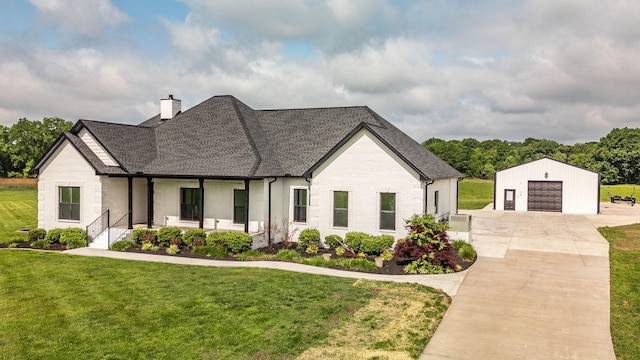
left=108, top=212, right=131, bottom=247
left=86, top=210, right=109, bottom=244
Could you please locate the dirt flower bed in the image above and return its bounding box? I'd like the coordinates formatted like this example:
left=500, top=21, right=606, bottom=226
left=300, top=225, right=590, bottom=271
left=118, top=241, right=476, bottom=275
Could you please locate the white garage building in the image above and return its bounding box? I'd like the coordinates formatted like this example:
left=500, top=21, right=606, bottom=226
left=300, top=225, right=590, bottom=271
left=494, top=158, right=600, bottom=215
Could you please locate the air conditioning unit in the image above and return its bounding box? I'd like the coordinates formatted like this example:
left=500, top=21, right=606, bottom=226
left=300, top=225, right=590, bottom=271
left=449, top=214, right=471, bottom=232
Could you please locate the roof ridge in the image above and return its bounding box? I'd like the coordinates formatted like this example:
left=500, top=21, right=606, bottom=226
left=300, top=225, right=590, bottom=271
left=230, top=98, right=262, bottom=176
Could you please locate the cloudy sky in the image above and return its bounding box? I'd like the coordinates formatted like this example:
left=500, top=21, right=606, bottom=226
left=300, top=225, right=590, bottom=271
left=1, top=0, right=638, bottom=144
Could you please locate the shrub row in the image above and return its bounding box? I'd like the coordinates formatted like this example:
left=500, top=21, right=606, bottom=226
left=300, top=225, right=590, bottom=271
left=28, top=227, right=87, bottom=250
left=295, top=228, right=395, bottom=256
left=131, top=227, right=253, bottom=255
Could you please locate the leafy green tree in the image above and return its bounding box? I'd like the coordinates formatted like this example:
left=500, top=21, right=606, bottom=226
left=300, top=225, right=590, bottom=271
left=594, top=128, right=640, bottom=184
left=2, top=117, right=72, bottom=177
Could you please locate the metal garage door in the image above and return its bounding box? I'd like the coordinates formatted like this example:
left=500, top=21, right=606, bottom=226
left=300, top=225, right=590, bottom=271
left=528, top=181, right=562, bottom=212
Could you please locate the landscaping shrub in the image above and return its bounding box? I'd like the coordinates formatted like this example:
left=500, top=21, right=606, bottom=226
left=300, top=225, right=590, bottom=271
left=182, top=229, right=206, bottom=248
left=457, top=243, right=477, bottom=261
left=323, top=234, right=342, bottom=250
left=169, top=237, right=182, bottom=246
left=451, top=240, right=467, bottom=250
left=110, top=240, right=135, bottom=251
left=235, top=250, right=264, bottom=260
left=132, top=228, right=157, bottom=244
left=28, top=228, right=46, bottom=242
left=298, top=228, right=321, bottom=250
left=192, top=237, right=205, bottom=248
left=335, top=247, right=345, bottom=256
left=157, top=227, right=182, bottom=247
left=394, top=214, right=459, bottom=274
left=141, top=242, right=159, bottom=251
left=381, top=248, right=394, bottom=261
left=305, top=242, right=319, bottom=254
left=336, top=258, right=378, bottom=271
left=344, top=232, right=369, bottom=253
left=45, top=228, right=62, bottom=243
left=166, top=244, right=180, bottom=255
left=359, top=235, right=394, bottom=256
left=205, top=232, right=225, bottom=246
left=192, top=245, right=228, bottom=257
left=59, top=228, right=87, bottom=249
left=30, top=239, right=51, bottom=249
left=223, top=232, right=253, bottom=254
left=206, top=231, right=252, bottom=254
left=275, top=249, right=301, bottom=261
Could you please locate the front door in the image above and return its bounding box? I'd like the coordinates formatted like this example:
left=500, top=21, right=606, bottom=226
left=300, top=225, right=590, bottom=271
left=504, top=189, right=516, bottom=210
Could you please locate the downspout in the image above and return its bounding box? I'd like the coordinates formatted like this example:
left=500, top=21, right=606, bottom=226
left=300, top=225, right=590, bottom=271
left=305, top=176, right=311, bottom=207
left=424, top=178, right=435, bottom=214
left=146, top=177, right=153, bottom=228
left=456, top=176, right=464, bottom=214
left=199, top=178, right=204, bottom=229
left=244, top=179, right=250, bottom=233
left=127, top=176, right=133, bottom=229
left=268, top=177, right=277, bottom=247
left=597, top=174, right=601, bottom=214
left=493, top=173, right=497, bottom=210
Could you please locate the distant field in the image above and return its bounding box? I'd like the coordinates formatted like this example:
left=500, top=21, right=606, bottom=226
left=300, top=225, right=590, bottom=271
left=458, top=178, right=494, bottom=210
left=601, top=184, right=638, bottom=202
left=0, top=186, right=37, bottom=243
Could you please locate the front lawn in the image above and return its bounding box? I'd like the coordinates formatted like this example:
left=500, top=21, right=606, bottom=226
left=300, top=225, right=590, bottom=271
left=0, top=186, right=37, bottom=243
left=0, top=251, right=450, bottom=359
left=598, top=224, right=640, bottom=360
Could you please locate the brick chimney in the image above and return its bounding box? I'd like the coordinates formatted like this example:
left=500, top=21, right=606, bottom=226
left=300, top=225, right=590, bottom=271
left=160, top=94, right=181, bottom=120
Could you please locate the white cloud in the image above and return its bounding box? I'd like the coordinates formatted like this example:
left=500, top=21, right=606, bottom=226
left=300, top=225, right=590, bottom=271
left=29, top=0, right=130, bottom=37
left=3, top=0, right=640, bottom=147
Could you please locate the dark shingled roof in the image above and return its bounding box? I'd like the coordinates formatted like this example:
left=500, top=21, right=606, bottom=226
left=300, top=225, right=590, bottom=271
left=35, top=95, right=461, bottom=180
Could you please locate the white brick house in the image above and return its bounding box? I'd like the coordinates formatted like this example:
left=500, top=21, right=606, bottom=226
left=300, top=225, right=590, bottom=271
left=34, top=95, right=462, bottom=248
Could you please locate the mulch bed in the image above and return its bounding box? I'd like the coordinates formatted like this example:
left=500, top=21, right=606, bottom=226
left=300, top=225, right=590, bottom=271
left=1, top=241, right=476, bottom=275
left=122, top=242, right=476, bottom=275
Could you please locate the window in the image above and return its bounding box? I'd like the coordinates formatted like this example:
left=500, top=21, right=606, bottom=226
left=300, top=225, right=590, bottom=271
left=333, top=191, right=348, bottom=227
left=293, top=188, right=307, bottom=222
left=234, top=189, right=246, bottom=224
left=434, top=190, right=439, bottom=214
left=59, top=186, right=80, bottom=220
left=380, top=193, right=396, bottom=230
left=180, top=188, right=201, bottom=221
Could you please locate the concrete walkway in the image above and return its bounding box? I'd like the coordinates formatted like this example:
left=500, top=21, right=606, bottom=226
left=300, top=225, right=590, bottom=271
left=421, top=203, right=640, bottom=360
left=64, top=247, right=468, bottom=296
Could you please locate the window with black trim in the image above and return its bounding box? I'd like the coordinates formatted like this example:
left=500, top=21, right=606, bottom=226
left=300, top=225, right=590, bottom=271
left=180, top=188, right=201, bottom=221
left=59, top=186, right=80, bottom=220
left=333, top=191, right=348, bottom=227
left=293, top=188, right=307, bottom=222
left=234, top=189, right=246, bottom=224
left=380, top=193, right=396, bottom=230
left=434, top=190, right=439, bottom=214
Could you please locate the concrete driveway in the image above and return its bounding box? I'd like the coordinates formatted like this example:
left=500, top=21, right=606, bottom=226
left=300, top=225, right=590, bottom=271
left=421, top=203, right=640, bottom=360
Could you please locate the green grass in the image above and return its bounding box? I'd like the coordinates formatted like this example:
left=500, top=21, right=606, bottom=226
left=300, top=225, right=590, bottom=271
left=458, top=178, right=494, bottom=210
left=598, top=225, right=640, bottom=359
left=0, top=251, right=450, bottom=359
left=0, top=186, right=37, bottom=243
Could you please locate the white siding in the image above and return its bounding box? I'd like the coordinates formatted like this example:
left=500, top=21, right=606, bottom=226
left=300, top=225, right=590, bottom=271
left=78, top=128, right=118, bottom=166
left=100, top=177, right=147, bottom=225
left=427, top=178, right=459, bottom=221
left=310, top=129, right=425, bottom=240
left=495, top=158, right=599, bottom=215
left=37, top=141, right=102, bottom=230
left=153, top=179, right=263, bottom=232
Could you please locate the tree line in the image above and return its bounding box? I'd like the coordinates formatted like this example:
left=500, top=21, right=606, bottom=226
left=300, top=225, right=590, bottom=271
left=0, top=118, right=73, bottom=177
left=423, top=127, right=640, bottom=185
